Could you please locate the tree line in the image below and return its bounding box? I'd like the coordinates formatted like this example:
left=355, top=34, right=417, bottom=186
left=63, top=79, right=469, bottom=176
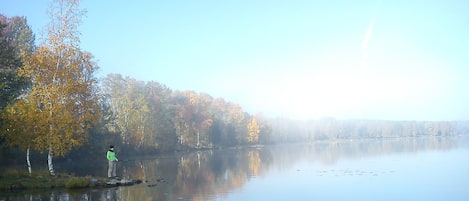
left=269, top=117, right=469, bottom=142
left=99, top=73, right=269, bottom=152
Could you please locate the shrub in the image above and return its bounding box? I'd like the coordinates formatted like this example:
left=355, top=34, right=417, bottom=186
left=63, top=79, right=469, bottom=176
left=65, top=177, right=90, bottom=189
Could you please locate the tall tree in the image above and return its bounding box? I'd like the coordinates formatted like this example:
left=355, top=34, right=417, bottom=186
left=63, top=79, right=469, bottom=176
left=102, top=74, right=151, bottom=147
left=6, top=0, right=100, bottom=175
left=0, top=14, right=35, bottom=173
left=144, top=81, right=175, bottom=151
left=225, top=103, right=245, bottom=145
left=0, top=14, right=34, bottom=110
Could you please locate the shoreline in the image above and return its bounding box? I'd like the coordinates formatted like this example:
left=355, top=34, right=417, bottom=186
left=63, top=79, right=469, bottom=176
left=0, top=171, right=142, bottom=192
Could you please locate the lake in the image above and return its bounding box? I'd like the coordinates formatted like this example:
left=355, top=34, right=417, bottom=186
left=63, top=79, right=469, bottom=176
left=1, top=136, right=469, bottom=201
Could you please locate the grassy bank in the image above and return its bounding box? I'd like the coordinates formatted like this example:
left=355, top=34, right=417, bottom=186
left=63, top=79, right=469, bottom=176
left=0, top=169, right=108, bottom=191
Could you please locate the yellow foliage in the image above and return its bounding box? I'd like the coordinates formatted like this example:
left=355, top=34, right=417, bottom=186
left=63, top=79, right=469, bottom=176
left=247, top=117, right=260, bottom=143
left=4, top=0, right=101, bottom=157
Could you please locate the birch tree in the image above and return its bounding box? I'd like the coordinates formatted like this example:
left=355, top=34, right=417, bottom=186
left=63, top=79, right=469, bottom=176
left=14, top=0, right=100, bottom=175
left=102, top=74, right=150, bottom=147
left=2, top=100, right=46, bottom=174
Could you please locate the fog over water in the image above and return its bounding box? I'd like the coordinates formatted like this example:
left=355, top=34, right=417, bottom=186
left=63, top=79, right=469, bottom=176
left=2, top=136, right=468, bottom=201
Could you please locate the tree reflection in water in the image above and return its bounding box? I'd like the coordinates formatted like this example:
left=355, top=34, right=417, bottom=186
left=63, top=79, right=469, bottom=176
left=1, top=136, right=467, bottom=201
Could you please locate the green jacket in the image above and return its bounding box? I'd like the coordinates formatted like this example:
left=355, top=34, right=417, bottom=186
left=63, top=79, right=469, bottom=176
left=107, top=150, right=118, bottom=161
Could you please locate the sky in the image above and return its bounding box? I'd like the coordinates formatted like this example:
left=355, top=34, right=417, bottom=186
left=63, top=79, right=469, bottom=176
left=2, top=0, right=469, bottom=121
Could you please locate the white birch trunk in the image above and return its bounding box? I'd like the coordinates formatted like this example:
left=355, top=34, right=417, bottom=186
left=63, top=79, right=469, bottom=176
left=48, top=148, right=55, bottom=175
left=26, top=147, right=32, bottom=175
left=197, top=131, right=200, bottom=148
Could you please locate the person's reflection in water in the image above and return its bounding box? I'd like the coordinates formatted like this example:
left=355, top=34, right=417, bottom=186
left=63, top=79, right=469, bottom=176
left=102, top=187, right=121, bottom=201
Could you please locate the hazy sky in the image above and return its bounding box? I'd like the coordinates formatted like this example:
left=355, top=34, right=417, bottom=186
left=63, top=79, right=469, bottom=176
left=2, top=0, right=469, bottom=121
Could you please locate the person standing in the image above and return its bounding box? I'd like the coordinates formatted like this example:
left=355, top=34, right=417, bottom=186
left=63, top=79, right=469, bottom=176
left=106, top=145, right=118, bottom=178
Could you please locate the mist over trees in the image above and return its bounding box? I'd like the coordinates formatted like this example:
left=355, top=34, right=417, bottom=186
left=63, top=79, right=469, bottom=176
left=1, top=1, right=468, bottom=174
left=269, top=118, right=469, bottom=143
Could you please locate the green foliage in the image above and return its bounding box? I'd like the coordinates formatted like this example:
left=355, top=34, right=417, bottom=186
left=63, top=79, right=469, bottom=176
left=0, top=14, right=34, bottom=158
left=0, top=70, right=29, bottom=110
left=0, top=14, right=33, bottom=111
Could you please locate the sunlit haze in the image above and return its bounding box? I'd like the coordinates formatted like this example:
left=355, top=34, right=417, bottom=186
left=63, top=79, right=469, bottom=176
left=2, top=0, right=469, bottom=121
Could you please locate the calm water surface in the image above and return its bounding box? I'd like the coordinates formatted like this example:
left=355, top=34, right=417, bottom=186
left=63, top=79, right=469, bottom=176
left=2, top=136, right=468, bottom=201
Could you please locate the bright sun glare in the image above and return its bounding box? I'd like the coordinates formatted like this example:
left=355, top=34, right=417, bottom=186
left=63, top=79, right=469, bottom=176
left=255, top=69, right=427, bottom=120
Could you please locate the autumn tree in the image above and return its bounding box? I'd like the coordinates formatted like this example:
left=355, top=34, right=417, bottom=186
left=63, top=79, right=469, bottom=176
left=226, top=103, right=245, bottom=145
left=207, top=98, right=228, bottom=145
left=102, top=74, right=151, bottom=147
left=257, top=116, right=273, bottom=144
left=3, top=0, right=100, bottom=175
left=144, top=81, right=176, bottom=151
left=246, top=117, right=260, bottom=144
left=170, top=91, right=194, bottom=148
left=2, top=99, right=47, bottom=174
left=181, top=91, right=213, bottom=148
